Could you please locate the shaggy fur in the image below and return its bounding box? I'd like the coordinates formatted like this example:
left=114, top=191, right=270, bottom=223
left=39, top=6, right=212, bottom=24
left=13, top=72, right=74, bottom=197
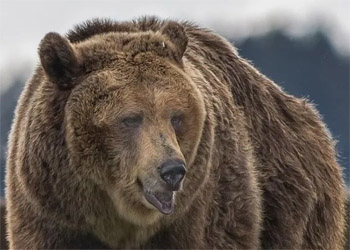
left=5, top=17, right=346, bottom=249
left=0, top=200, right=8, bottom=249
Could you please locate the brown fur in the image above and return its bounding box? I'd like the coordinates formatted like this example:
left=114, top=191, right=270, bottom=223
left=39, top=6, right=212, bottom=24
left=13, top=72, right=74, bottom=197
left=5, top=17, right=346, bottom=249
left=0, top=200, right=8, bottom=249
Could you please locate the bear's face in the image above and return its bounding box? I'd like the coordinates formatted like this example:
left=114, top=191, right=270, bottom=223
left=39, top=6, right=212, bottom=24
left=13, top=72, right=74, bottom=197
left=38, top=27, right=205, bottom=226
left=67, top=58, right=205, bottom=225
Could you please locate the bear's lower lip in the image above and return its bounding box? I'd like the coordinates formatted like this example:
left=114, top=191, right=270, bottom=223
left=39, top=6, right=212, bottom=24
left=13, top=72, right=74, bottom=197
left=144, top=190, right=174, bottom=215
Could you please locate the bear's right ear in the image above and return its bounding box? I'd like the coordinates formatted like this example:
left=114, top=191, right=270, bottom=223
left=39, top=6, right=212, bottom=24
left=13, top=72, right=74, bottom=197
left=160, top=22, right=188, bottom=62
left=39, top=32, right=82, bottom=90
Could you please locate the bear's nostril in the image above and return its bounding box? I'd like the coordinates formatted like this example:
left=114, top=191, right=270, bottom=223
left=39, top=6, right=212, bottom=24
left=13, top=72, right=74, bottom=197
left=160, top=160, right=187, bottom=191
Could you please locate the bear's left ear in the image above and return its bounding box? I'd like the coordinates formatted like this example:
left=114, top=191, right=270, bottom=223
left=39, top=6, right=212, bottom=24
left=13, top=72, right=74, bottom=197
left=160, top=22, right=188, bottom=62
left=39, top=32, right=82, bottom=90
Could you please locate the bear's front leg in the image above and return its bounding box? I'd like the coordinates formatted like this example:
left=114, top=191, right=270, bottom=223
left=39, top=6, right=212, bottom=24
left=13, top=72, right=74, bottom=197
left=206, top=162, right=261, bottom=249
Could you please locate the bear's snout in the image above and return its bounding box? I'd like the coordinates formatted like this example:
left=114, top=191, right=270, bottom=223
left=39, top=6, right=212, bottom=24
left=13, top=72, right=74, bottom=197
left=159, top=159, right=187, bottom=191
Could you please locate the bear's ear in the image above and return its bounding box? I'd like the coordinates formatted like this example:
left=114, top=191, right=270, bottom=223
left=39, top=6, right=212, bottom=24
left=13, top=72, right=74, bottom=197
left=160, top=22, right=188, bottom=61
left=39, top=32, right=82, bottom=90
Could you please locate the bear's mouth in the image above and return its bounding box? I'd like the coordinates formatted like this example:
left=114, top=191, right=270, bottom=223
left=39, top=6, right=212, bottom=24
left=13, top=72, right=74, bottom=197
left=143, top=189, right=174, bottom=215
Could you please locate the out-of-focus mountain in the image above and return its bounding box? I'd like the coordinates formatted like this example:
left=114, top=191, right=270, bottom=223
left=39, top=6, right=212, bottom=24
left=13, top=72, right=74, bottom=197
left=0, top=29, right=348, bottom=197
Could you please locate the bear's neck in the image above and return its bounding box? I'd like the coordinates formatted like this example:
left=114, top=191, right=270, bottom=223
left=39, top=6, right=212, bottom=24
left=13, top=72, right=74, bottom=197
left=86, top=205, right=160, bottom=248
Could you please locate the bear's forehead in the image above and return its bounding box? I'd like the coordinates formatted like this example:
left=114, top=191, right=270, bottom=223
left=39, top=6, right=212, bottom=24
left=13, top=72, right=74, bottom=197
left=74, top=31, right=176, bottom=73
left=86, top=65, right=188, bottom=92
left=77, top=53, right=189, bottom=95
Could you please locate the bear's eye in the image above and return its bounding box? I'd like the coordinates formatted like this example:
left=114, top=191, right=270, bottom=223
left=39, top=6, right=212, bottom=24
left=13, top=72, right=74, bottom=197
left=171, top=115, right=183, bottom=129
left=122, top=115, right=143, bottom=128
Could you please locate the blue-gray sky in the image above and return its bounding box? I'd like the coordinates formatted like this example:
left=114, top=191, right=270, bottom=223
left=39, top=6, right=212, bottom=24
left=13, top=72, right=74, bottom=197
left=0, top=0, right=349, bottom=93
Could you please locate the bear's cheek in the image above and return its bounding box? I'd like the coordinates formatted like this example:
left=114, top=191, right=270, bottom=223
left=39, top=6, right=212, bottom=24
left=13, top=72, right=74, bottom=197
left=73, top=127, right=140, bottom=189
left=176, top=117, right=204, bottom=166
left=104, top=149, right=140, bottom=186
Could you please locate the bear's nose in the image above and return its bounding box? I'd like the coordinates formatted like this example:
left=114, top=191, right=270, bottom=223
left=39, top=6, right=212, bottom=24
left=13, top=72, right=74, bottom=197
left=160, top=160, right=187, bottom=191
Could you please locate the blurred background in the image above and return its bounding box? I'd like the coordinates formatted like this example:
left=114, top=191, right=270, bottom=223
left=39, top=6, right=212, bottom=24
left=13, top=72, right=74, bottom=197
left=0, top=0, right=349, bottom=201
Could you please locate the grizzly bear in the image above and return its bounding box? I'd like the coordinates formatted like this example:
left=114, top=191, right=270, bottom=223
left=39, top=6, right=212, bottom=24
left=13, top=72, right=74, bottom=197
left=5, top=17, right=346, bottom=249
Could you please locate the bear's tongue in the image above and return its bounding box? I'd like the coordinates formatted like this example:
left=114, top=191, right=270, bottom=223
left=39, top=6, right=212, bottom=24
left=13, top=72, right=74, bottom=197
left=144, top=191, right=174, bottom=214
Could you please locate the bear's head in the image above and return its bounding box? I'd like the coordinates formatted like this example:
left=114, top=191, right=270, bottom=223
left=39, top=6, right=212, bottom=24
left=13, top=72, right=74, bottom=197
left=38, top=22, right=206, bottom=226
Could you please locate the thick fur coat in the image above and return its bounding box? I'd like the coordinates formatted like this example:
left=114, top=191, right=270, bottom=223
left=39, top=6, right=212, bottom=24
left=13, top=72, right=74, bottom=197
left=5, top=17, right=346, bottom=249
